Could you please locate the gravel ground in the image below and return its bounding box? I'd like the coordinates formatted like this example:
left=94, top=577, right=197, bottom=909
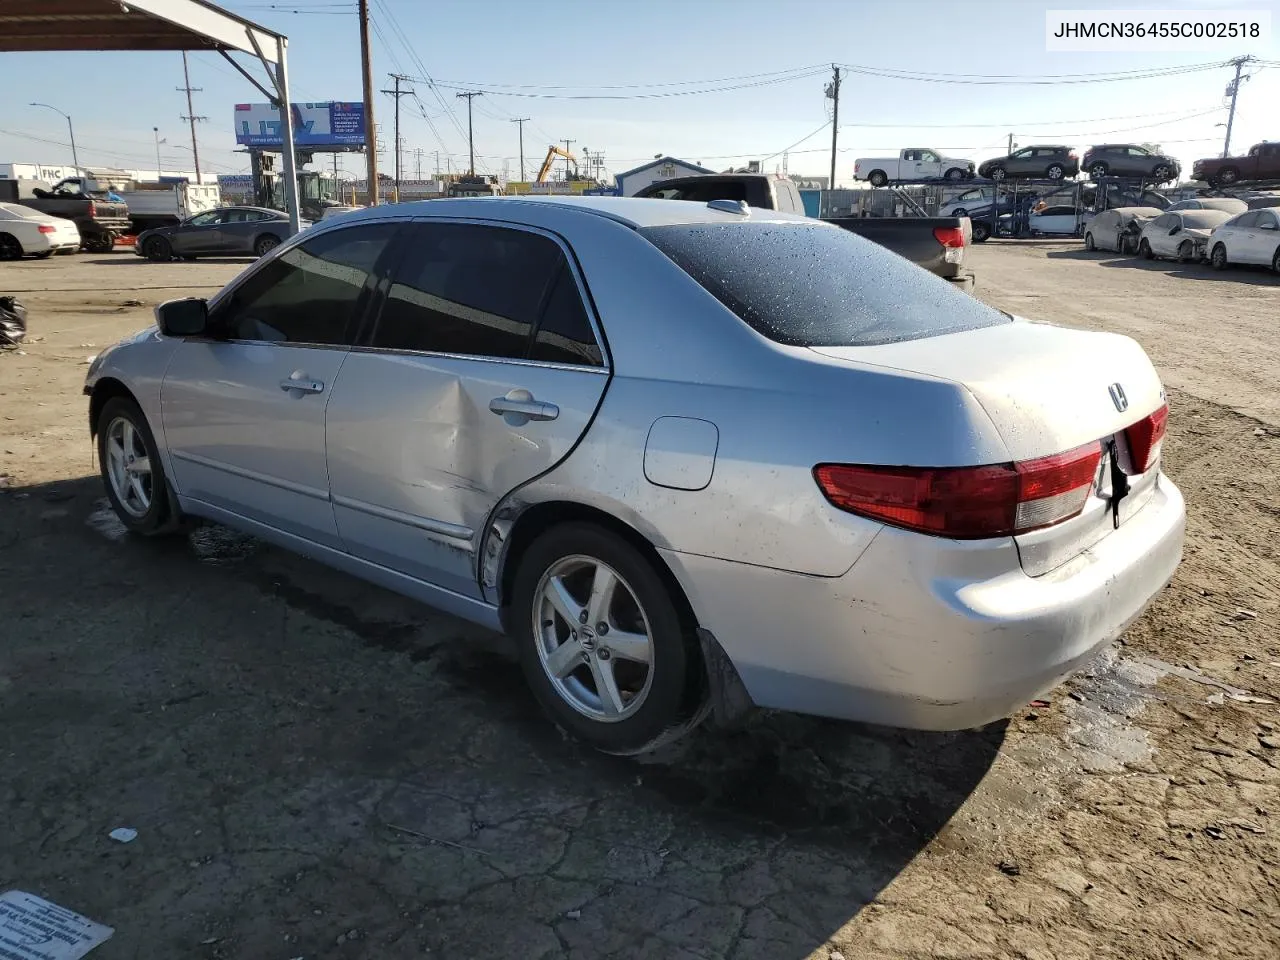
left=1, top=245, right=1277, bottom=960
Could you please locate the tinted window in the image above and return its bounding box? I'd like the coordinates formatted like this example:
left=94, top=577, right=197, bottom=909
left=372, top=222, right=563, bottom=358
left=1260, top=211, right=1280, bottom=228
left=531, top=267, right=602, bottom=367
left=641, top=222, right=1009, bottom=348
left=187, top=211, right=221, bottom=226
left=1233, top=212, right=1260, bottom=228
left=672, top=182, right=748, bottom=203
left=1126, top=147, right=1150, bottom=156
left=217, top=224, right=395, bottom=345
left=1180, top=212, right=1227, bottom=229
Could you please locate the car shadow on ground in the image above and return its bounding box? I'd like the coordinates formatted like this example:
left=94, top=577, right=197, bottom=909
left=1, top=474, right=1004, bottom=958
left=1046, top=248, right=1280, bottom=284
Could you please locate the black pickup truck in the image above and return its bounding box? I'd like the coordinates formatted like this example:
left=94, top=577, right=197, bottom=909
left=0, top=179, right=130, bottom=252
left=633, top=173, right=975, bottom=293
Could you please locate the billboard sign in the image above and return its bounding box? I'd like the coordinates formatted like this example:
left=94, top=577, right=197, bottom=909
left=234, top=102, right=365, bottom=148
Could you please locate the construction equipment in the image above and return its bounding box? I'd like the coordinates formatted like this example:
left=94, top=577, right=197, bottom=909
left=535, top=145, right=578, bottom=183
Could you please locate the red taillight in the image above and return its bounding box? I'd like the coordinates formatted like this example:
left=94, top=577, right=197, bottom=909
left=38, top=224, right=56, bottom=234
left=933, top=226, right=966, bottom=247
left=88, top=200, right=96, bottom=217
left=814, top=443, right=1102, bottom=539
left=1122, top=404, right=1168, bottom=475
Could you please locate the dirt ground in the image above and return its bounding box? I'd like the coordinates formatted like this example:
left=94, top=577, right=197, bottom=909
left=1, top=244, right=1278, bottom=960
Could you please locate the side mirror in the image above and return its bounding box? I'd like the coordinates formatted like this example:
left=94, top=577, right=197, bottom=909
left=1260, top=222, right=1278, bottom=231
left=1169, top=227, right=1180, bottom=235
left=156, top=298, right=208, bottom=337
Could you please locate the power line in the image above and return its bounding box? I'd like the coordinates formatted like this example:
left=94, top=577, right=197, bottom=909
left=836, top=60, right=1227, bottom=86
left=420, top=68, right=828, bottom=100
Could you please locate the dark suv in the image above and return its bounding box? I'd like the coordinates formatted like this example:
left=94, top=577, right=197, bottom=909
left=1082, top=145, right=1180, bottom=183
left=977, top=145, right=1078, bottom=182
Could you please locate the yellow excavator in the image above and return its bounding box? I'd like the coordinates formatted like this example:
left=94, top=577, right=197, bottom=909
left=535, top=145, right=579, bottom=183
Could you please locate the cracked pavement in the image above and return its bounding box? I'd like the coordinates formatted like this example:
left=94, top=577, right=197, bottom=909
left=2, top=248, right=1279, bottom=958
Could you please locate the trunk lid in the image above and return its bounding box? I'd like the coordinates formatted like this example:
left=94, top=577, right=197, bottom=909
left=811, top=320, right=1167, bottom=574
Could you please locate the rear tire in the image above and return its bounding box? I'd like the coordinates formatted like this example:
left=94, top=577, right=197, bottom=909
left=1152, top=164, right=1174, bottom=183
left=988, top=166, right=1006, bottom=181
left=1177, top=240, right=1196, bottom=263
left=867, top=170, right=888, bottom=188
left=1084, top=231, right=1096, bottom=251
left=1272, top=247, right=1280, bottom=274
left=1089, top=162, right=1109, bottom=180
left=971, top=221, right=991, bottom=242
left=144, top=236, right=172, bottom=262
left=1046, top=164, right=1065, bottom=180
left=1210, top=243, right=1229, bottom=270
left=510, top=522, right=705, bottom=755
left=944, top=167, right=966, bottom=181
left=1138, top=238, right=1153, bottom=259
left=1218, top=167, right=1240, bottom=185
left=0, top=233, right=23, bottom=260
left=96, top=397, right=179, bottom=536
left=254, top=234, right=281, bottom=257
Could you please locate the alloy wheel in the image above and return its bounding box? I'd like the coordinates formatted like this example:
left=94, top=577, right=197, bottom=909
left=532, top=555, right=655, bottom=722
left=104, top=416, right=153, bottom=518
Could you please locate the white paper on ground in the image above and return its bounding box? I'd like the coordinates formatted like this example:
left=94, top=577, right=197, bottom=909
left=0, top=891, right=114, bottom=960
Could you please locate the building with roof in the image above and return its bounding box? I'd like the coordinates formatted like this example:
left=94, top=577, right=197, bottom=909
left=614, top=156, right=715, bottom=197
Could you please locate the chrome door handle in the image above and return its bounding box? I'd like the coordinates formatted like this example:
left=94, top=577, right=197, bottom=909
left=489, top=389, right=559, bottom=424
left=280, top=376, right=324, bottom=394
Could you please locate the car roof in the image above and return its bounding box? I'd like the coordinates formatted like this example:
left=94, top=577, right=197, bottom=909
left=212, top=205, right=284, bottom=216
left=325, top=195, right=810, bottom=230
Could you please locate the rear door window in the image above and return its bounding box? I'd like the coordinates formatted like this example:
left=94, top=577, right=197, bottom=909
left=370, top=222, right=565, bottom=359
left=640, top=221, right=1009, bottom=348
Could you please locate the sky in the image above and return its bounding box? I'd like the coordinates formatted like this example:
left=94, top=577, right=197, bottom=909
left=1, top=0, right=1277, bottom=185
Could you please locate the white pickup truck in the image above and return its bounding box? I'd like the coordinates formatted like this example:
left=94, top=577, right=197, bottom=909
left=853, top=149, right=974, bottom=187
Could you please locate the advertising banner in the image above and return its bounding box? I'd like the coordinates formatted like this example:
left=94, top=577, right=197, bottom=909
left=234, top=102, right=365, bottom=148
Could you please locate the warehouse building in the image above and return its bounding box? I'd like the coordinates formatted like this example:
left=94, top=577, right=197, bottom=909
left=614, top=156, right=715, bottom=196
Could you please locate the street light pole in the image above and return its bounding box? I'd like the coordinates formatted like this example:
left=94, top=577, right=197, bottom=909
left=153, top=127, right=164, bottom=177
left=29, top=102, right=79, bottom=172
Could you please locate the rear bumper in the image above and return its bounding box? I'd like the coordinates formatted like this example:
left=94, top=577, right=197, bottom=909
left=663, top=475, right=1184, bottom=730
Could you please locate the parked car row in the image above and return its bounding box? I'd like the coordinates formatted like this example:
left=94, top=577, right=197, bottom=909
left=1084, top=203, right=1280, bottom=273
left=856, top=143, right=1186, bottom=187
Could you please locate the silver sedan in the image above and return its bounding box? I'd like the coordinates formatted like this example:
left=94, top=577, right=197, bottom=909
left=85, top=197, right=1185, bottom=753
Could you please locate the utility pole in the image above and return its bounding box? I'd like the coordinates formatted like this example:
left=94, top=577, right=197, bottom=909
left=826, top=65, right=840, bottom=193
left=1222, top=55, right=1256, bottom=158
left=153, top=127, right=164, bottom=177
left=434, top=150, right=440, bottom=178
left=1007, top=132, right=1015, bottom=155
left=381, top=74, right=414, bottom=198
left=562, top=138, right=576, bottom=179
left=456, top=91, right=482, bottom=176
left=510, top=117, right=529, bottom=182
left=414, top=147, right=423, bottom=180
left=177, top=52, right=206, bottom=183
left=358, top=0, right=379, bottom=204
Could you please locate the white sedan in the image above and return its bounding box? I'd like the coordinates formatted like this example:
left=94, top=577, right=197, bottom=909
left=1208, top=207, right=1280, bottom=272
left=1137, top=210, right=1234, bottom=262
left=0, top=203, right=81, bottom=259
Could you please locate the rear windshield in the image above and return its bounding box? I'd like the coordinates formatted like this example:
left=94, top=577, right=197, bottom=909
left=639, top=221, right=1009, bottom=347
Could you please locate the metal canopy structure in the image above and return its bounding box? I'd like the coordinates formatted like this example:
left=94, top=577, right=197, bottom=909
left=0, top=0, right=302, bottom=233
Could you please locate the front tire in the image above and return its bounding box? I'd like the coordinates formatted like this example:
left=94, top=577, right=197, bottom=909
left=144, top=236, right=172, bottom=262
left=1218, top=167, right=1240, bottom=185
left=96, top=397, right=177, bottom=536
left=1089, top=162, right=1109, bottom=180
left=1046, top=164, right=1065, bottom=180
left=1138, top=238, right=1153, bottom=259
left=944, top=167, right=966, bottom=181
left=511, top=523, right=705, bottom=754
left=0, top=233, right=23, bottom=260
left=1178, top=240, right=1196, bottom=263
left=972, top=221, right=991, bottom=242
left=988, top=166, right=1006, bottom=181
left=1210, top=243, right=1229, bottom=270
left=1272, top=247, right=1280, bottom=273
left=1084, top=231, right=1096, bottom=251
left=1152, top=164, right=1173, bottom=183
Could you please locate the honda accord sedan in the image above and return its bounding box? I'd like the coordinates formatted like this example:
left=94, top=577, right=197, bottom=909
left=85, top=197, right=1185, bottom=754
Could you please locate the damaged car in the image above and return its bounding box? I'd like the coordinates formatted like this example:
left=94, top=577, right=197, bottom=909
left=84, top=197, right=1185, bottom=753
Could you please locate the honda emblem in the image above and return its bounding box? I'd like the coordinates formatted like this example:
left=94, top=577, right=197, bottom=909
left=1108, top=382, right=1128, bottom=413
